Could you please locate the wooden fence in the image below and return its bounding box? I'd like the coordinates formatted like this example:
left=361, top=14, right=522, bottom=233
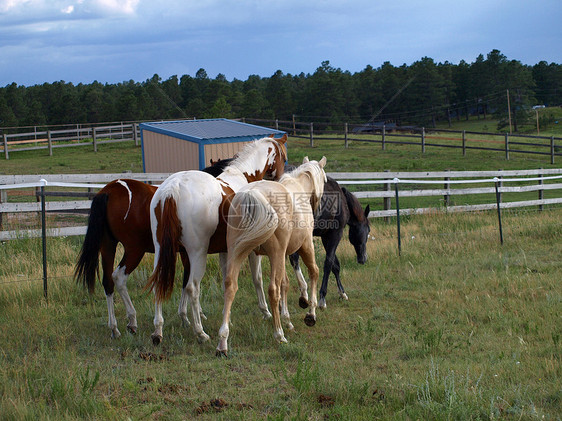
left=1, top=169, right=561, bottom=241
left=0, top=123, right=140, bottom=159
left=244, top=118, right=562, bottom=165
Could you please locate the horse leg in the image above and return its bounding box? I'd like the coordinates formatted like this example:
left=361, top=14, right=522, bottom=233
left=318, top=233, right=342, bottom=309
left=216, top=258, right=243, bottom=357
left=332, top=254, right=348, bottom=300
left=100, top=238, right=120, bottom=338
left=249, top=252, right=272, bottom=319
left=177, top=250, right=192, bottom=328
left=184, top=250, right=210, bottom=343
left=298, top=239, right=320, bottom=327
left=113, top=249, right=145, bottom=334
left=268, top=254, right=288, bottom=343
left=151, top=244, right=164, bottom=345
left=289, top=252, right=309, bottom=309
left=280, top=272, right=294, bottom=331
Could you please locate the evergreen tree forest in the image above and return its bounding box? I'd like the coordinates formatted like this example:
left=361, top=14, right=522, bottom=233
left=1, top=50, right=561, bottom=132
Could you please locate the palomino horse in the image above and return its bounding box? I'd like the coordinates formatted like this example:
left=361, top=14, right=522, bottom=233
left=289, top=176, right=370, bottom=309
left=146, top=135, right=288, bottom=345
left=216, top=156, right=327, bottom=357
left=74, top=159, right=258, bottom=339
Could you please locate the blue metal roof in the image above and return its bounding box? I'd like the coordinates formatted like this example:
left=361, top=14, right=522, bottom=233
left=139, top=118, right=285, bottom=144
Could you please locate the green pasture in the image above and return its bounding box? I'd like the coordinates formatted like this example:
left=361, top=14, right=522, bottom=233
left=0, top=209, right=560, bottom=420
left=0, top=116, right=561, bottom=419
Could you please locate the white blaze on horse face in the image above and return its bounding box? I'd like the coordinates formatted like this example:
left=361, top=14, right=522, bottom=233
left=116, top=179, right=133, bottom=221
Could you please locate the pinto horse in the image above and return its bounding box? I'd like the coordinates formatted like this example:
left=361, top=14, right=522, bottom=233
left=289, top=176, right=370, bottom=309
left=74, top=159, right=237, bottom=338
left=216, top=157, right=327, bottom=357
left=146, top=135, right=288, bottom=345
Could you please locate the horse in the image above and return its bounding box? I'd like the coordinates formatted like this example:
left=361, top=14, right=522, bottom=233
left=74, top=158, right=238, bottom=339
left=288, top=176, right=370, bottom=309
left=216, top=156, right=327, bottom=357
left=146, top=135, right=288, bottom=345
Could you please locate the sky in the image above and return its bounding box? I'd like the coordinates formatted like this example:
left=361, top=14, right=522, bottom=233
left=1, top=0, right=561, bottom=87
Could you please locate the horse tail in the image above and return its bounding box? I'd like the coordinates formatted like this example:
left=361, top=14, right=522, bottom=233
left=146, top=196, right=181, bottom=302
left=74, top=193, right=109, bottom=294
left=229, top=189, right=278, bottom=262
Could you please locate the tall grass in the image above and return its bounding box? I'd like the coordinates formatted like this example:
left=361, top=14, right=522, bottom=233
left=1, top=209, right=560, bottom=419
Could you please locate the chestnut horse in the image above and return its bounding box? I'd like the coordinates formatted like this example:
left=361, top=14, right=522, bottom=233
left=216, top=157, right=327, bottom=357
left=74, top=158, right=259, bottom=339
left=146, top=135, right=287, bottom=345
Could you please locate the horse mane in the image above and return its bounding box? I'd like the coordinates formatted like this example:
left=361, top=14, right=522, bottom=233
left=280, top=160, right=326, bottom=212
left=222, top=137, right=283, bottom=176
left=341, top=187, right=366, bottom=222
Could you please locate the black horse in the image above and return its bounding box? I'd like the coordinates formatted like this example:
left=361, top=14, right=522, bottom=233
left=289, top=176, right=370, bottom=309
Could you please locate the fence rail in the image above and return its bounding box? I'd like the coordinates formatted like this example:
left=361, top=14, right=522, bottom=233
left=1, top=169, right=561, bottom=241
left=244, top=118, right=562, bottom=165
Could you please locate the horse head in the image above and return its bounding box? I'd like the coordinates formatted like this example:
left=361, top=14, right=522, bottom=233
left=344, top=188, right=370, bottom=264
left=263, top=133, right=288, bottom=181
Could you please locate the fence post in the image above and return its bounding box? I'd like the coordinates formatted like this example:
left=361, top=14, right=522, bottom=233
left=551, top=136, right=555, bottom=165
left=394, top=178, right=402, bottom=256
left=0, top=188, right=6, bottom=229
left=40, top=180, right=48, bottom=300
left=47, top=130, right=53, bottom=156
left=344, top=122, right=348, bottom=148
left=132, top=123, right=138, bottom=146
left=421, top=127, right=426, bottom=153
left=309, top=123, right=314, bottom=147
left=382, top=125, right=386, bottom=150
left=3, top=133, right=8, bottom=160
left=384, top=170, right=391, bottom=223
left=505, top=133, right=509, bottom=160
left=462, top=130, right=466, bottom=157
left=538, top=168, right=544, bottom=211
left=275, top=119, right=279, bottom=131
left=494, top=177, right=504, bottom=245
left=93, top=127, right=97, bottom=152
left=497, top=170, right=503, bottom=203
left=443, top=170, right=450, bottom=207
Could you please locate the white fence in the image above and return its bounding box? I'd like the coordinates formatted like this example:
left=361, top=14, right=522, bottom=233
left=1, top=169, right=562, bottom=241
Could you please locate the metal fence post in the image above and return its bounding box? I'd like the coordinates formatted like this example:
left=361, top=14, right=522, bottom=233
left=538, top=169, right=544, bottom=211
left=494, top=177, right=504, bottom=245
left=394, top=178, right=402, bottom=256
left=40, top=180, right=48, bottom=300
left=443, top=170, right=450, bottom=207
left=384, top=170, right=391, bottom=223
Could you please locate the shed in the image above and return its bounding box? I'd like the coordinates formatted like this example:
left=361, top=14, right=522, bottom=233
left=139, top=118, right=286, bottom=173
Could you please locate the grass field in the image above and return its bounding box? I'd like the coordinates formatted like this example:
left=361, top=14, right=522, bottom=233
left=0, top=209, right=560, bottom=419
left=1, top=116, right=561, bottom=419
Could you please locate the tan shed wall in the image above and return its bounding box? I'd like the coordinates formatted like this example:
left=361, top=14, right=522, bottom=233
left=143, top=131, right=199, bottom=172
left=203, top=141, right=252, bottom=165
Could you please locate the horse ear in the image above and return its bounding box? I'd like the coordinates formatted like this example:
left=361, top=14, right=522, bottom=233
left=277, top=133, right=288, bottom=144
left=268, top=134, right=275, bottom=138
left=303, top=156, right=309, bottom=163
left=364, top=204, right=370, bottom=217
left=319, top=156, right=327, bottom=168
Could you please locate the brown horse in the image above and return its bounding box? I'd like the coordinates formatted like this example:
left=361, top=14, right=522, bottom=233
left=146, top=135, right=288, bottom=345
left=216, top=156, right=327, bottom=357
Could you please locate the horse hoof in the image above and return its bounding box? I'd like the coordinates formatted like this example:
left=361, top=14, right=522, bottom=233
left=262, top=311, right=273, bottom=320
left=111, top=329, right=121, bottom=339
left=151, top=334, right=162, bottom=346
left=299, top=297, right=309, bottom=309
left=197, top=332, right=211, bottom=344
left=304, top=314, right=316, bottom=327
left=318, top=299, right=327, bottom=310
left=127, top=325, right=137, bottom=335
left=340, top=293, right=349, bottom=301
left=215, top=349, right=228, bottom=358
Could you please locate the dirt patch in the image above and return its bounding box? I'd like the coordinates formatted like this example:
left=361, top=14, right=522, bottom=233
left=138, top=351, right=167, bottom=362
left=317, top=394, right=335, bottom=407
left=195, top=398, right=253, bottom=415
